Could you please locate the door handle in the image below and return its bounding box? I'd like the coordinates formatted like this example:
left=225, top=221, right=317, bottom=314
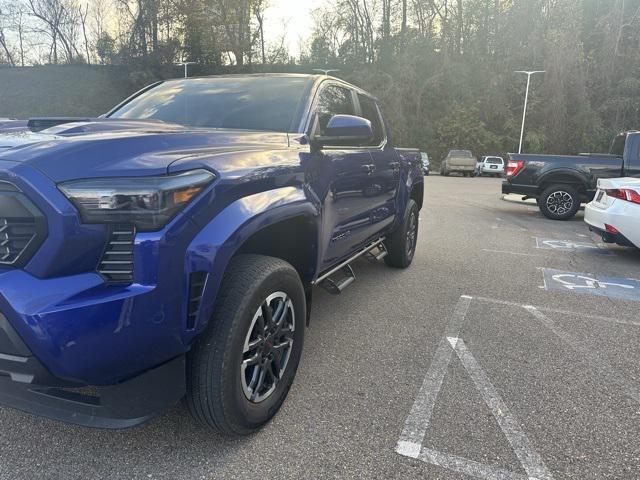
left=362, top=164, right=376, bottom=175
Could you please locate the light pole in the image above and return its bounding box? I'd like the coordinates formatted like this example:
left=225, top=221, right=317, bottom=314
left=514, top=70, right=545, bottom=154
left=177, top=61, right=197, bottom=78
left=312, top=69, right=340, bottom=76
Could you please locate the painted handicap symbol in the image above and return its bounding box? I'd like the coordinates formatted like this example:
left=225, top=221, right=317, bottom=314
left=542, top=239, right=598, bottom=250
left=552, top=274, right=635, bottom=291
left=542, top=268, right=640, bottom=301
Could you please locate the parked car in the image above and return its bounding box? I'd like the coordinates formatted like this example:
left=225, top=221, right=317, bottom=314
left=440, top=149, right=477, bottom=177
left=476, top=156, right=504, bottom=177
left=502, top=131, right=640, bottom=220
left=585, top=177, right=640, bottom=249
left=0, top=74, right=424, bottom=435
left=421, top=152, right=430, bottom=175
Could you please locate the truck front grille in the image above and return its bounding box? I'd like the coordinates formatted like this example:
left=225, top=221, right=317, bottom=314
left=0, top=183, right=47, bottom=267
left=97, top=225, right=135, bottom=283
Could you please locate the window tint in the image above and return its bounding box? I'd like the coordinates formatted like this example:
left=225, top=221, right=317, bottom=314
left=314, top=84, right=355, bottom=136
left=357, top=94, right=384, bottom=145
left=109, top=77, right=309, bottom=132
left=486, top=157, right=503, bottom=164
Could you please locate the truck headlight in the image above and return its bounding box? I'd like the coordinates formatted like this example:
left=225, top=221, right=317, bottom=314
left=58, top=169, right=216, bottom=231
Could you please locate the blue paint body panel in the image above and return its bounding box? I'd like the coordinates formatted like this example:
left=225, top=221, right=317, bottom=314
left=0, top=75, right=423, bottom=403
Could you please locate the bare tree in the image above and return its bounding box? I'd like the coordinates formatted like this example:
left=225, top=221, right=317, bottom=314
left=26, top=0, right=80, bottom=63
left=0, top=1, right=17, bottom=65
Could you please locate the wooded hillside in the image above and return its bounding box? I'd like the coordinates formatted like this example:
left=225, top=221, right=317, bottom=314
left=1, top=1, right=639, bottom=161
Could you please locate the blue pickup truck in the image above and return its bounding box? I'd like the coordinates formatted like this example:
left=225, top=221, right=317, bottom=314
left=0, top=74, right=423, bottom=435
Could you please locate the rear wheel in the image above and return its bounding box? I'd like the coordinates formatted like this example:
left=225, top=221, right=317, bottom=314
left=538, top=184, right=581, bottom=220
left=384, top=199, right=419, bottom=268
left=186, top=255, right=305, bottom=436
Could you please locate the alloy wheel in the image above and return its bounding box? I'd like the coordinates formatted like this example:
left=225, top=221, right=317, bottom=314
left=546, top=191, right=574, bottom=215
left=241, top=292, right=295, bottom=403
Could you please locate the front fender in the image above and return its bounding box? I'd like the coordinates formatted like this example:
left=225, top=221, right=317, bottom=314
left=183, top=186, right=319, bottom=338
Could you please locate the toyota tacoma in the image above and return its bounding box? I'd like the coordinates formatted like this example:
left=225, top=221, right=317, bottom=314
left=0, top=74, right=423, bottom=435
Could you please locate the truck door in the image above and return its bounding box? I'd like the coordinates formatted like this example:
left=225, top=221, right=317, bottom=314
left=355, top=93, right=399, bottom=228
left=306, top=83, right=386, bottom=272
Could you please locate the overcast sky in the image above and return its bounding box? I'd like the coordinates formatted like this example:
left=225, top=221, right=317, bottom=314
left=262, top=0, right=329, bottom=57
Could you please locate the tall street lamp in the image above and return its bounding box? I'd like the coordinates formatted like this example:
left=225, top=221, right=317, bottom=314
left=514, top=70, right=545, bottom=154
left=177, top=61, right=197, bottom=78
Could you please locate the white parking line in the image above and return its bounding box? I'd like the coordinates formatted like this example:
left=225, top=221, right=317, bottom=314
left=534, top=237, right=607, bottom=253
left=415, top=447, right=531, bottom=480
left=448, top=337, right=554, bottom=480
left=524, top=306, right=640, bottom=404
left=482, top=249, right=542, bottom=257
left=491, top=225, right=528, bottom=232
left=396, top=295, right=472, bottom=451
left=396, top=295, right=554, bottom=479
left=473, top=295, right=640, bottom=327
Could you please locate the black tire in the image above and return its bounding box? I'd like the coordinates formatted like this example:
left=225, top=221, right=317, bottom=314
left=186, top=254, right=305, bottom=436
left=384, top=199, right=419, bottom=268
left=538, top=184, right=581, bottom=220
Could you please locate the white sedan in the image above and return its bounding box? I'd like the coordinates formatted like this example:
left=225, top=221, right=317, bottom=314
left=585, top=177, right=640, bottom=249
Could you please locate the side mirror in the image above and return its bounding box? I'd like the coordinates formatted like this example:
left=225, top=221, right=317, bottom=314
left=314, top=114, right=373, bottom=147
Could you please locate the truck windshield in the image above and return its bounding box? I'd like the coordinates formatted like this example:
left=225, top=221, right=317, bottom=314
left=109, top=76, right=310, bottom=132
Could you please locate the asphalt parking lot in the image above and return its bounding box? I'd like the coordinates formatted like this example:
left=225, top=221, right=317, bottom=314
left=1, top=175, right=639, bottom=480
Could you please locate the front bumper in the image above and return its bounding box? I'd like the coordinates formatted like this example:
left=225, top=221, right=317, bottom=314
left=0, top=274, right=185, bottom=428
left=0, top=313, right=185, bottom=428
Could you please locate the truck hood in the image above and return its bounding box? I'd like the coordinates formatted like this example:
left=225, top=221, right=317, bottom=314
left=0, top=119, right=290, bottom=182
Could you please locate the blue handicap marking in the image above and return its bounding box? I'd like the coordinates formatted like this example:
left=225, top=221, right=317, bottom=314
left=535, top=237, right=611, bottom=255
left=542, top=268, right=640, bottom=301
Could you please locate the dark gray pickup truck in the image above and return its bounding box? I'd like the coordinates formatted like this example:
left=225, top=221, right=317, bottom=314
left=503, top=131, right=640, bottom=220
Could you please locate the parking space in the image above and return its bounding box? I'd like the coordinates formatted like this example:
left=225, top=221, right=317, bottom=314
left=1, top=175, right=639, bottom=479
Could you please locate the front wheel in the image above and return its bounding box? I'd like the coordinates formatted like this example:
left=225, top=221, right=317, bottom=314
left=384, top=199, right=419, bottom=268
left=538, top=184, right=581, bottom=220
left=186, top=255, right=305, bottom=435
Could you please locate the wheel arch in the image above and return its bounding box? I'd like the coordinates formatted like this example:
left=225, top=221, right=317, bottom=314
left=537, top=170, right=588, bottom=196
left=185, top=186, right=320, bottom=335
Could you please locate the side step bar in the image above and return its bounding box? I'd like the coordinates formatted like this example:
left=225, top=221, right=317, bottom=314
left=313, top=238, right=386, bottom=295
left=319, top=265, right=356, bottom=295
